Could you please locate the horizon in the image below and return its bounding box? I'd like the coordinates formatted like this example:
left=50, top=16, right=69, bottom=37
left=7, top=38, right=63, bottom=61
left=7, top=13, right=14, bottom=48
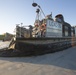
left=0, top=0, right=76, bottom=34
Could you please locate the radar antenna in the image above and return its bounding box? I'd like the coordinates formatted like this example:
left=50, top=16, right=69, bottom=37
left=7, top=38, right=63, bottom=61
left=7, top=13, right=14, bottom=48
left=32, top=2, right=45, bottom=26
left=32, top=2, right=45, bottom=17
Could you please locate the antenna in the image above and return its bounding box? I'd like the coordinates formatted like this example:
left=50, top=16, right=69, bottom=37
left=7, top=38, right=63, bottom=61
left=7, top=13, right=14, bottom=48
left=32, top=2, right=45, bottom=17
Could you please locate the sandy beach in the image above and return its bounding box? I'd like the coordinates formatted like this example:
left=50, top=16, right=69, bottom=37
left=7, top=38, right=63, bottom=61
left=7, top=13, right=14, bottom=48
left=0, top=41, right=10, bottom=49
left=0, top=46, right=76, bottom=75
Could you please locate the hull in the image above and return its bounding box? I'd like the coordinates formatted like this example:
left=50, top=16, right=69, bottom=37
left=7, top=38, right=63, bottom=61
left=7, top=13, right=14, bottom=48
left=9, top=37, right=76, bottom=56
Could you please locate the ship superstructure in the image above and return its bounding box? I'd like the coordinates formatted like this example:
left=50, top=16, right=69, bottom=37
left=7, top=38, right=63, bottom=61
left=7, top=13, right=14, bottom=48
left=32, top=14, right=62, bottom=37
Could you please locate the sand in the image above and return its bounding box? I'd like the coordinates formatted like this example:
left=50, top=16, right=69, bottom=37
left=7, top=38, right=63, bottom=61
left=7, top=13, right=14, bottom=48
left=0, top=41, right=10, bottom=49
left=0, top=47, right=76, bottom=75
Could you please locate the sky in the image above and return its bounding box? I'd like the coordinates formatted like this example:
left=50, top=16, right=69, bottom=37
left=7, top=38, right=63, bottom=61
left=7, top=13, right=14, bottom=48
left=0, top=0, right=76, bottom=34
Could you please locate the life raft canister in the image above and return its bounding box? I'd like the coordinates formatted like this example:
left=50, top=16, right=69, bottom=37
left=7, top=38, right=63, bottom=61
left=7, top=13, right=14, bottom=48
left=35, top=23, right=39, bottom=27
left=40, top=23, right=46, bottom=30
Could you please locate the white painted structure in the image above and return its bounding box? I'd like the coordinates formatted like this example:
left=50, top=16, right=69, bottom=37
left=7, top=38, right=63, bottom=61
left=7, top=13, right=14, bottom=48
left=32, top=19, right=62, bottom=37
left=64, top=26, right=68, bottom=36
left=46, top=19, right=62, bottom=37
